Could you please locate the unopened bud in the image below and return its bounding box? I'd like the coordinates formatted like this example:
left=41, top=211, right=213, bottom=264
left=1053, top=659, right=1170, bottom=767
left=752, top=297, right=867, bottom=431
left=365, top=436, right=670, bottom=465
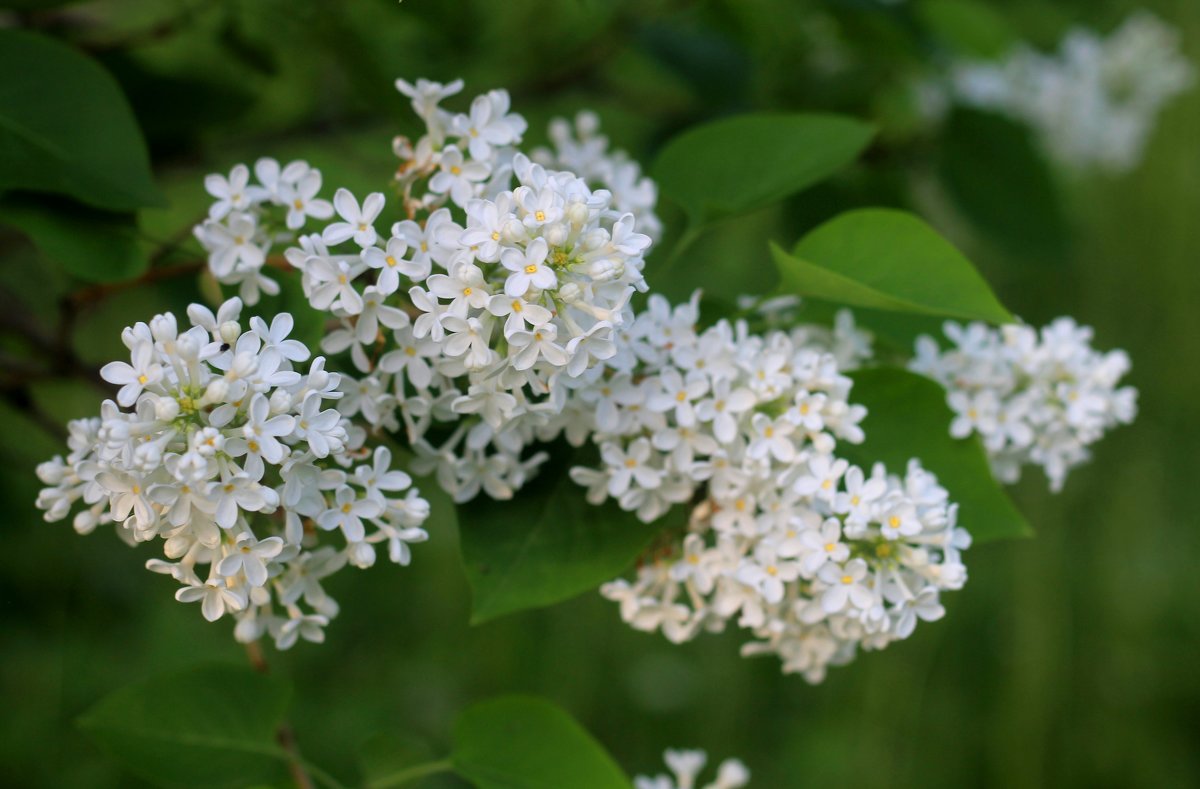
left=155, top=397, right=180, bottom=422
left=219, top=321, right=241, bottom=345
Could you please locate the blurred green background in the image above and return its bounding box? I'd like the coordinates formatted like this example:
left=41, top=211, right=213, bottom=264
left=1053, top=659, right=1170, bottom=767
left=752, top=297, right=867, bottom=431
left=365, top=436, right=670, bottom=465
left=1, top=0, right=1197, bottom=786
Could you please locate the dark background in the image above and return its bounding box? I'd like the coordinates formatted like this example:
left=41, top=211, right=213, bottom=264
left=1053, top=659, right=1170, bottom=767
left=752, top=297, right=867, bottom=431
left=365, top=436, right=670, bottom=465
left=1, top=0, right=1197, bottom=786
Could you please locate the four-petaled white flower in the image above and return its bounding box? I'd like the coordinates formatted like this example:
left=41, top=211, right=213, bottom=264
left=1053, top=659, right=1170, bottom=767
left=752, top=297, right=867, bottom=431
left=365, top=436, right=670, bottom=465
left=323, top=188, right=385, bottom=248
left=500, top=237, right=557, bottom=297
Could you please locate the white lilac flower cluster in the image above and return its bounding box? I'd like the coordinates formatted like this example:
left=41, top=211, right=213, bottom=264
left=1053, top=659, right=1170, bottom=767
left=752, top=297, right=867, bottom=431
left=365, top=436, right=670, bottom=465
left=949, top=12, right=1194, bottom=172
left=561, top=296, right=966, bottom=681
left=34, top=298, right=430, bottom=649
left=635, top=749, right=750, bottom=789
left=911, top=318, right=1137, bottom=492
left=196, top=78, right=654, bottom=505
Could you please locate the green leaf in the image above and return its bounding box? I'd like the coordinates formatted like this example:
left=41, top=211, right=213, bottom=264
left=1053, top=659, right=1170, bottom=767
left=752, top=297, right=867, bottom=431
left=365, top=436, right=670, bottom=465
left=0, top=29, right=164, bottom=211
left=771, top=208, right=1012, bottom=323
left=458, top=447, right=682, bottom=624
left=937, top=109, right=1069, bottom=263
left=77, top=663, right=293, bottom=789
left=0, top=195, right=148, bottom=283
left=843, top=368, right=1031, bottom=542
left=917, top=0, right=1017, bottom=58
left=652, top=113, right=874, bottom=227
left=452, top=696, right=630, bottom=789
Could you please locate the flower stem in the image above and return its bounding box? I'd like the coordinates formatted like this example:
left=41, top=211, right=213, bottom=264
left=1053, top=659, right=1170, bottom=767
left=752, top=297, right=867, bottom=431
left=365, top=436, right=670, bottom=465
left=242, top=641, right=348, bottom=789
left=367, top=758, right=455, bottom=788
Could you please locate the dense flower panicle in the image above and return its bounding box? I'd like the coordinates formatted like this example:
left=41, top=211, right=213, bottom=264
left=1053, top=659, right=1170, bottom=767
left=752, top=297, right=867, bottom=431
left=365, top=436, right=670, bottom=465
left=635, top=749, right=750, bottom=789
left=197, top=78, right=653, bottom=506
left=564, top=296, right=965, bottom=680
left=911, top=318, right=1137, bottom=491
left=34, top=298, right=431, bottom=649
left=947, top=12, right=1194, bottom=172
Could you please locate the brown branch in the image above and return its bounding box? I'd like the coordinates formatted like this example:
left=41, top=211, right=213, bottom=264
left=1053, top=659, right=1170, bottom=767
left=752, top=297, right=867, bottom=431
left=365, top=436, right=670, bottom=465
left=68, top=260, right=206, bottom=308
left=243, top=641, right=315, bottom=789
left=69, top=254, right=292, bottom=309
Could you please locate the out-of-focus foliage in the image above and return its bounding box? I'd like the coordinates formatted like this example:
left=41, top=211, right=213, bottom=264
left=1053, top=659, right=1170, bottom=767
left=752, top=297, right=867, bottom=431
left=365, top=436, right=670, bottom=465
left=1, top=0, right=1198, bottom=786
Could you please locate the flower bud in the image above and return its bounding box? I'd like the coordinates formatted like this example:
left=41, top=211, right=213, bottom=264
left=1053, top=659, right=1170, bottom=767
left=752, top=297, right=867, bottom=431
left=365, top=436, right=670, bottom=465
left=269, top=389, right=293, bottom=414
left=163, top=534, right=191, bottom=559
left=234, top=614, right=264, bottom=644
left=219, top=320, right=241, bottom=345
left=175, top=334, right=200, bottom=362
left=202, top=378, right=229, bottom=405
left=544, top=223, right=568, bottom=247
left=501, top=218, right=525, bottom=243
left=150, top=313, right=178, bottom=343
left=586, top=259, right=618, bottom=281
left=581, top=228, right=607, bottom=250
left=348, top=541, right=376, bottom=569
left=557, top=282, right=584, bottom=304
left=155, top=397, right=181, bottom=422
left=566, top=201, right=589, bottom=226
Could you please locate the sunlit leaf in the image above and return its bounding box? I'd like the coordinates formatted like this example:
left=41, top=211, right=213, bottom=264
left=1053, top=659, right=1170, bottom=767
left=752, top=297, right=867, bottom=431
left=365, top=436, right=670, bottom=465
left=771, top=208, right=1012, bottom=323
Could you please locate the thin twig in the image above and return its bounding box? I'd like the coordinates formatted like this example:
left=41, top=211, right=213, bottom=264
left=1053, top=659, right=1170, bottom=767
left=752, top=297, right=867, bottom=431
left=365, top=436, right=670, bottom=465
left=241, top=642, right=338, bottom=786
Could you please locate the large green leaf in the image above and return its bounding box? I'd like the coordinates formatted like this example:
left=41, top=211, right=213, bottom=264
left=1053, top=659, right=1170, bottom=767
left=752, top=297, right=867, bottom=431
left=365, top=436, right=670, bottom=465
left=452, top=696, right=630, bottom=789
left=458, top=447, right=682, bottom=624
left=0, top=195, right=148, bottom=283
left=771, top=208, right=1012, bottom=323
left=0, top=29, right=164, bottom=211
left=652, top=113, right=874, bottom=227
left=77, top=664, right=293, bottom=789
left=843, top=367, right=1031, bottom=542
